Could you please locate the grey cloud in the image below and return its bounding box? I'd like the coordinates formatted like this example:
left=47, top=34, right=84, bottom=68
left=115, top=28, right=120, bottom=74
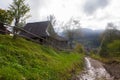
left=28, top=0, right=48, bottom=22
left=83, top=0, right=109, bottom=15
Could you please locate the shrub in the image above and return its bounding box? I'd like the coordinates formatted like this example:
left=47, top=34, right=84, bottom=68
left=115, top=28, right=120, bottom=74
left=107, top=40, right=120, bottom=57
left=74, top=43, right=84, bottom=53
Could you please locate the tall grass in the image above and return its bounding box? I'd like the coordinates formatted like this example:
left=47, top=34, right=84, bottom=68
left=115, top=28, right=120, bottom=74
left=0, top=35, right=84, bottom=80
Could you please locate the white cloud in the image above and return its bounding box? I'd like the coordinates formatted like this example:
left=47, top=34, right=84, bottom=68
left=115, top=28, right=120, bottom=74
left=0, top=0, right=120, bottom=30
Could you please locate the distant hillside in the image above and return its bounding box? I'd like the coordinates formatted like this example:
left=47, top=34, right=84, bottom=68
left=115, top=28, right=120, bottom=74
left=0, top=35, right=84, bottom=80
left=81, top=28, right=104, bottom=35
left=77, top=28, right=104, bottom=49
left=61, top=28, right=104, bottom=49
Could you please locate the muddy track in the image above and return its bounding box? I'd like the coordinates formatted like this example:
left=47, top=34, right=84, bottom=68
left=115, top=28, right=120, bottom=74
left=74, top=57, right=113, bottom=80
left=104, top=61, right=120, bottom=80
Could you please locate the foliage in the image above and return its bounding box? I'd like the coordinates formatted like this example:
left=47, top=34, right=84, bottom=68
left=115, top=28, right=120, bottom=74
left=99, top=27, right=120, bottom=57
left=90, top=53, right=111, bottom=63
left=90, top=24, right=120, bottom=63
left=9, top=0, right=30, bottom=27
left=62, top=17, right=81, bottom=48
left=107, top=40, right=120, bottom=57
left=74, top=43, right=84, bottom=53
left=0, top=35, right=84, bottom=80
left=0, top=67, right=23, bottom=80
left=0, top=8, right=13, bottom=24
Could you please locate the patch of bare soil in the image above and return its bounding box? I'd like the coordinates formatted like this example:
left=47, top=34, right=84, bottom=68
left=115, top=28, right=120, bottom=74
left=73, top=57, right=113, bottom=80
left=104, top=61, right=120, bottom=80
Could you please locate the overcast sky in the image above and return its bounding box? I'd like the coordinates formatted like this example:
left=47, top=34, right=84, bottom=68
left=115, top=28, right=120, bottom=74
left=0, top=0, right=120, bottom=30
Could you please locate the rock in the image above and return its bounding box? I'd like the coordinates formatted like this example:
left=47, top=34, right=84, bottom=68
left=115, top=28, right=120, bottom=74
left=104, top=62, right=120, bottom=80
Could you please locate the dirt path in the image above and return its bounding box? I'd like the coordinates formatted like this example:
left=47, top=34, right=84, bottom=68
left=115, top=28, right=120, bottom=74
left=75, top=57, right=113, bottom=80
left=104, top=61, right=120, bottom=80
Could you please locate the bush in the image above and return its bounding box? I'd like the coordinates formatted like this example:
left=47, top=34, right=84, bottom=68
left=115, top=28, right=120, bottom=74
left=107, top=40, right=120, bottom=57
left=74, top=43, right=84, bottom=53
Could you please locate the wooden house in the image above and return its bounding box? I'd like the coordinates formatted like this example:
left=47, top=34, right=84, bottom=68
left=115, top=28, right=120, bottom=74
left=20, top=21, right=68, bottom=49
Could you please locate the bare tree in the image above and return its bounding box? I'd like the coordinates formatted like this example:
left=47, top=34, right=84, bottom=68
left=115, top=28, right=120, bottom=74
left=47, top=14, right=61, bottom=34
left=62, top=17, right=81, bottom=48
left=47, top=14, right=56, bottom=26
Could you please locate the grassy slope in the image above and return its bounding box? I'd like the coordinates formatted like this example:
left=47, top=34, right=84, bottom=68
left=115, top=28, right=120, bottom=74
left=0, top=35, right=84, bottom=80
left=90, top=53, right=120, bottom=63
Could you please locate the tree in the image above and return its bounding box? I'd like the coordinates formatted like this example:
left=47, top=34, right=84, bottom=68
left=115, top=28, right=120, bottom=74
left=99, top=22, right=120, bottom=57
left=0, top=8, right=13, bottom=24
left=107, top=40, right=120, bottom=57
left=47, top=14, right=64, bottom=34
left=9, top=0, right=30, bottom=35
left=47, top=14, right=56, bottom=26
left=62, top=17, right=81, bottom=48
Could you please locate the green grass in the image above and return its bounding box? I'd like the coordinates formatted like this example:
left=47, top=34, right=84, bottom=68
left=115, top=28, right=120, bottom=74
left=90, top=53, right=120, bottom=63
left=0, top=35, right=84, bottom=80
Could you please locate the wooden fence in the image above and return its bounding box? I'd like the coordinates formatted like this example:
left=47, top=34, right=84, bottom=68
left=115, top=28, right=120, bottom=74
left=0, top=21, right=70, bottom=51
left=14, top=27, right=70, bottom=51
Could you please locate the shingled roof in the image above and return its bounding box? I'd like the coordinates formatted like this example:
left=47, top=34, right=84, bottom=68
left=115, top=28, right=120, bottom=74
left=20, top=21, right=52, bottom=37
left=20, top=21, right=68, bottom=41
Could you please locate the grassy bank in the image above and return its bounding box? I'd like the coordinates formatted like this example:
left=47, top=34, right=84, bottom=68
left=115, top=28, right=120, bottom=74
left=90, top=53, right=120, bottom=63
left=0, top=35, right=84, bottom=80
